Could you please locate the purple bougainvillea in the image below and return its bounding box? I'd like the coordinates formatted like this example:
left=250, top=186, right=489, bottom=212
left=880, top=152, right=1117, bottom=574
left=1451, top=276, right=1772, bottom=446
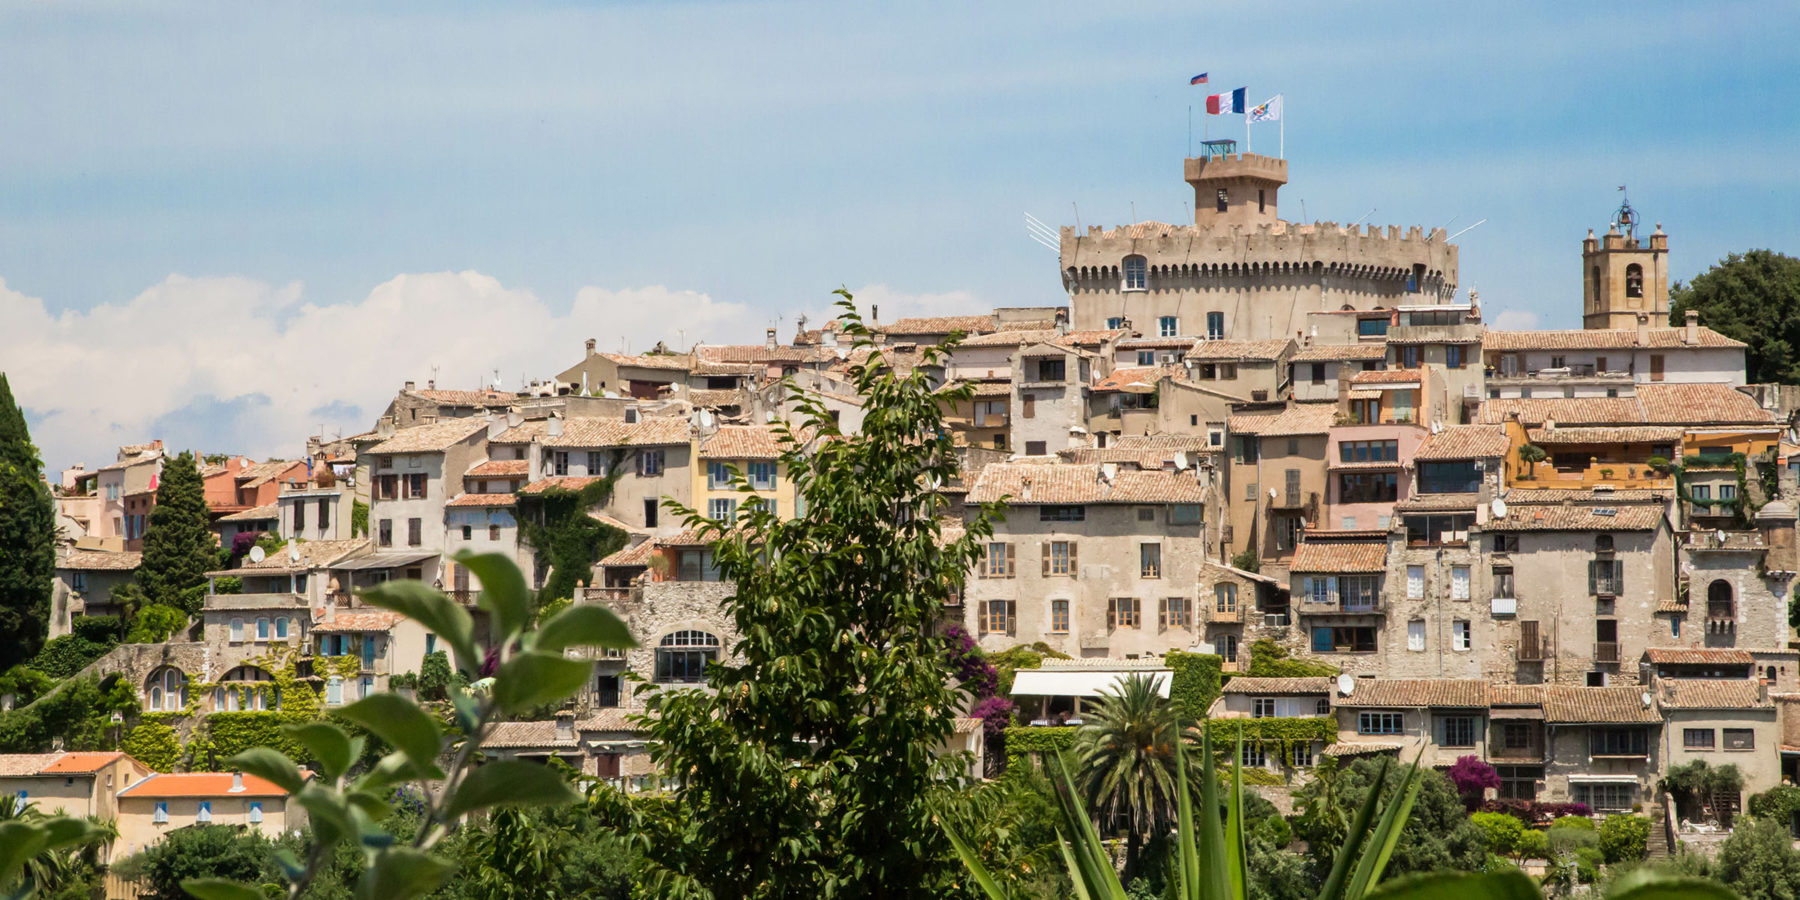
left=231, top=531, right=262, bottom=556
left=1447, top=754, right=1500, bottom=805
left=942, top=623, right=998, bottom=699
left=970, top=695, right=1017, bottom=739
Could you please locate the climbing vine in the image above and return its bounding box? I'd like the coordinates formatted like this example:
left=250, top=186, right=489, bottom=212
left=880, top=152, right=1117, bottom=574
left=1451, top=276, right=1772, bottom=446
left=1166, top=651, right=1223, bottom=722
left=1002, top=725, right=1078, bottom=774
left=122, top=721, right=181, bottom=772
left=515, top=452, right=630, bottom=611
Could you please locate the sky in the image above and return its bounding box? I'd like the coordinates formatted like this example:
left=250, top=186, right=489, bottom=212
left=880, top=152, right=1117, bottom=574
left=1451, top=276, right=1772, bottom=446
left=3, top=1, right=1797, bottom=473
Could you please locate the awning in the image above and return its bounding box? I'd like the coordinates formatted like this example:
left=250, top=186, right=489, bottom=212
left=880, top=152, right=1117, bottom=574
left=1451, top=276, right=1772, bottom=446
left=331, top=552, right=440, bottom=571
left=1010, top=670, right=1170, bottom=699
left=1489, top=707, right=1545, bottom=720
left=1566, top=774, right=1640, bottom=783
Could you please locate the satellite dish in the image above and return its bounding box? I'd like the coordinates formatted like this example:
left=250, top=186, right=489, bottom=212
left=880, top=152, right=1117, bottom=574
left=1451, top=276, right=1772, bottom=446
left=1716, top=530, right=1727, bottom=543
left=1268, top=487, right=1277, bottom=499
left=1336, top=673, right=1356, bottom=696
left=248, top=546, right=266, bottom=563
left=289, top=542, right=302, bottom=563
left=1173, top=451, right=1191, bottom=471
left=1491, top=498, right=1508, bottom=519
left=1641, top=692, right=1654, bottom=708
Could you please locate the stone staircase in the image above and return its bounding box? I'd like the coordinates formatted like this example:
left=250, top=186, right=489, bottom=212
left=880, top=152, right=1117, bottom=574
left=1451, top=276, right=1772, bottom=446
left=1644, top=798, right=1674, bottom=859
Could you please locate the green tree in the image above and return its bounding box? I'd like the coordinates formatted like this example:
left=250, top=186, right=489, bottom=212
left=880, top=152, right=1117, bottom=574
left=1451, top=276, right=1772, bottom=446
left=1517, top=444, right=1547, bottom=479
left=1469, top=811, right=1525, bottom=859
left=1293, top=757, right=1488, bottom=881
left=0, top=373, right=55, bottom=671
left=1716, top=816, right=1800, bottom=900
left=137, top=450, right=216, bottom=616
left=1598, top=814, right=1650, bottom=865
left=0, top=793, right=113, bottom=900
left=124, top=604, right=188, bottom=643
left=136, top=824, right=275, bottom=900
left=1074, top=672, right=1184, bottom=880
left=1669, top=249, right=1800, bottom=384
left=619, top=294, right=993, bottom=898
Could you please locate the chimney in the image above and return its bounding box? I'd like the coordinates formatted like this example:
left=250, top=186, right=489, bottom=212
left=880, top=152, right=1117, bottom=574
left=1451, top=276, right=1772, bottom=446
left=404, top=380, right=416, bottom=392
left=427, top=378, right=435, bottom=390
left=871, top=304, right=879, bottom=324
left=1020, top=476, right=1033, bottom=501
left=822, top=325, right=838, bottom=350
left=766, top=327, right=778, bottom=351
left=547, top=413, right=564, bottom=438
left=585, top=338, right=597, bottom=356
left=555, top=710, right=575, bottom=741
left=1635, top=313, right=1649, bottom=347
left=1055, top=308, right=1070, bottom=336
left=1684, top=309, right=1699, bottom=345
left=230, top=771, right=245, bottom=793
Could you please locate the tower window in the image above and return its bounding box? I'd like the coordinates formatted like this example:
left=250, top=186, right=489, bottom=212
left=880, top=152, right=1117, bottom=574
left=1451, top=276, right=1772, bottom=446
left=1207, top=311, right=1225, bottom=340
left=1626, top=264, right=1644, bottom=298
left=1258, top=189, right=1266, bottom=213
left=1123, top=256, right=1148, bottom=291
left=1216, top=188, right=1228, bottom=213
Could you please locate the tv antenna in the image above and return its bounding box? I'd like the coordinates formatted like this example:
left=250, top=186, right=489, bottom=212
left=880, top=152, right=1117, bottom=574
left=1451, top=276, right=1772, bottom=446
left=1351, top=208, right=1377, bottom=227
left=1024, top=213, right=1060, bottom=253
left=1448, top=219, right=1488, bottom=241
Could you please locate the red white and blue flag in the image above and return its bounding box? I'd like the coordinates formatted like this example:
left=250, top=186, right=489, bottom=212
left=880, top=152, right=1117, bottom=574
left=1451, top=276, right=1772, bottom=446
left=1189, top=72, right=1208, bottom=85
left=1205, top=87, right=1247, bottom=115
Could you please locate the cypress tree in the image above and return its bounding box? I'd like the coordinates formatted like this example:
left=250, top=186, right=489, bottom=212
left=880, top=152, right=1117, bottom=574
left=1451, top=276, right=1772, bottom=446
left=0, top=374, right=55, bottom=670
left=137, top=450, right=214, bottom=616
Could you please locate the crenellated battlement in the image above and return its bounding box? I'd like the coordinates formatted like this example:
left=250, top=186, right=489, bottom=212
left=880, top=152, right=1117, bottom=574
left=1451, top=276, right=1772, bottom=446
left=1184, top=153, right=1288, bottom=185
left=1060, top=219, right=1456, bottom=279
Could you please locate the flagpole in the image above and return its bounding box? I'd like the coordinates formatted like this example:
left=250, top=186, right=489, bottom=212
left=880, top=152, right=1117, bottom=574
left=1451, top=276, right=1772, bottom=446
left=1188, top=105, right=1192, bottom=157
left=1280, top=97, right=1285, bottom=159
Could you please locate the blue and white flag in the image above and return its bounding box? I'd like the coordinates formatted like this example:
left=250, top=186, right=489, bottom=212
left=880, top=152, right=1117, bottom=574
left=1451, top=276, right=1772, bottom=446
left=1248, top=94, right=1282, bottom=124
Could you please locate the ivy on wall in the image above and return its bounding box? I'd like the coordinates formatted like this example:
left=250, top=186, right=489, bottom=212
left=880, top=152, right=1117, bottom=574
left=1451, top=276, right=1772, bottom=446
left=121, top=721, right=181, bottom=772
left=1166, top=651, right=1222, bottom=723
left=1001, top=725, right=1077, bottom=774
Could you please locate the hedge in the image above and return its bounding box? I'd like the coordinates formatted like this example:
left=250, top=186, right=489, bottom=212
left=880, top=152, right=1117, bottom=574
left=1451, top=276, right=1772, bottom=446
left=1166, top=651, right=1222, bottom=723
left=1202, top=716, right=1335, bottom=748
left=1003, top=725, right=1078, bottom=773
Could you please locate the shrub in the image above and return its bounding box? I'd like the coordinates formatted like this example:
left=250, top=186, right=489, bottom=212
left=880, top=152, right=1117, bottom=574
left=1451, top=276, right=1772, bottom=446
left=1517, top=828, right=1549, bottom=860
left=125, top=605, right=188, bottom=643
left=123, top=722, right=182, bottom=772
left=1229, top=548, right=1260, bottom=573
left=417, top=650, right=451, bottom=701
left=943, top=623, right=998, bottom=698
left=1599, top=814, right=1650, bottom=864
left=1574, top=845, right=1604, bottom=883
left=1552, top=815, right=1597, bottom=831
left=71, top=615, right=122, bottom=643
left=211, top=576, right=242, bottom=595
left=137, top=823, right=274, bottom=899
left=1447, top=755, right=1500, bottom=807
left=1470, top=811, right=1525, bottom=857
left=1547, top=821, right=1599, bottom=857
left=27, top=633, right=115, bottom=678
left=970, top=695, right=1016, bottom=739
left=1750, top=785, right=1800, bottom=833
left=1246, top=638, right=1338, bottom=678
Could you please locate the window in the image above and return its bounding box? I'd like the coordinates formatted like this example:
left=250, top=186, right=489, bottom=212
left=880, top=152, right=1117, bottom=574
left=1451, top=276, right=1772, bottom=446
left=1338, top=440, right=1399, bottom=463
left=1290, top=742, right=1314, bottom=768
left=655, top=631, right=721, bottom=683
left=1050, top=599, right=1070, bottom=634
left=707, top=461, right=732, bottom=489
left=1406, top=566, right=1424, bottom=599
left=405, top=473, right=427, bottom=499
left=1160, top=597, right=1191, bottom=629
left=1309, top=362, right=1326, bottom=385
left=1139, top=543, right=1162, bottom=578
left=552, top=451, right=569, bottom=476
left=1440, top=716, right=1476, bottom=747
left=1042, top=541, right=1076, bottom=576
left=644, top=498, right=659, bottom=528
left=1405, top=514, right=1473, bottom=546
left=1720, top=483, right=1738, bottom=501
left=1236, top=435, right=1260, bottom=465
left=1359, top=712, right=1404, bottom=735
left=1252, top=697, right=1277, bottom=718
left=638, top=450, right=664, bottom=476
left=1220, top=634, right=1238, bottom=664
left=378, top=519, right=393, bottom=547
left=1338, top=472, right=1397, bottom=503
left=595, top=675, right=622, bottom=708
left=230, top=618, right=244, bottom=642
left=1407, top=263, right=1425, bottom=292
left=1724, top=728, right=1756, bottom=750
left=1453, top=620, right=1471, bottom=651
left=1497, top=765, right=1540, bottom=801
left=708, top=498, right=738, bottom=521
left=1207, top=311, right=1225, bottom=341
left=154, top=801, right=168, bottom=823
left=1312, top=625, right=1377, bottom=653
left=294, top=501, right=306, bottom=533
left=1024, top=440, right=1047, bottom=456
left=1590, top=728, right=1647, bottom=756
left=1171, top=504, right=1202, bottom=525
left=275, top=617, right=288, bottom=639
left=326, top=676, right=344, bottom=706
left=489, top=524, right=501, bottom=541
left=1446, top=345, right=1464, bottom=369
left=407, top=518, right=422, bottom=547
left=1577, top=784, right=1634, bottom=813
left=1123, top=255, right=1148, bottom=290
left=748, top=461, right=777, bottom=490
left=981, top=542, right=1015, bottom=578
left=256, top=617, right=270, bottom=640
left=586, top=451, right=606, bottom=476
left=1107, top=597, right=1141, bottom=630
left=1650, top=354, right=1665, bottom=382
left=1106, top=317, right=1124, bottom=330
left=1034, top=358, right=1066, bottom=381
left=1401, top=345, right=1420, bottom=368
left=1589, top=558, right=1624, bottom=596
left=1340, top=576, right=1380, bottom=610
left=1407, top=619, right=1425, bottom=651
left=1417, top=461, right=1481, bottom=494
left=1684, top=728, right=1716, bottom=749
left=1138, top=350, right=1156, bottom=365
left=249, top=801, right=264, bottom=824
left=982, top=600, right=1016, bottom=636
left=1451, top=566, right=1470, bottom=600
left=1159, top=316, right=1179, bottom=338
left=1039, top=505, right=1085, bottom=522
left=1215, top=583, right=1238, bottom=612
left=1358, top=318, right=1389, bottom=337
left=1137, top=506, right=1157, bottom=522
left=461, top=524, right=473, bottom=540
left=1215, top=188, right=1228, bottom=212
left=375, top=474, right=398, bottom=500
left=1241, top=743, right=1267, bottom=767
left=1493, top=534, right=1519, bottom=553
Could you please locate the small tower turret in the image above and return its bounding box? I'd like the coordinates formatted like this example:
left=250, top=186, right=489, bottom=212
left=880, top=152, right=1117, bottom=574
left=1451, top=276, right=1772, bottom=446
left=1183, top=140, right=1287, bottom=228
left=1582, top=190, right=1668, bottom=330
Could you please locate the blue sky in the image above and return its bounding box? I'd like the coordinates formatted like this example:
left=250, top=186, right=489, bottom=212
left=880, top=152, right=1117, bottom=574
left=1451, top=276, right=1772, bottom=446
left=3, top=1, right=1797, bottom=471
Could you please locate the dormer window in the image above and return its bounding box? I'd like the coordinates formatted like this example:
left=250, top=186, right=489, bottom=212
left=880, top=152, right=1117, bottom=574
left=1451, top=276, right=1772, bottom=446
left=1122, top=256, right=1148, bottom=291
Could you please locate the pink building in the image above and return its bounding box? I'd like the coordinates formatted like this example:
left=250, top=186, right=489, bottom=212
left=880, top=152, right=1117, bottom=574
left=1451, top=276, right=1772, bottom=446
left=1324, top=423, right=1427, bottom=533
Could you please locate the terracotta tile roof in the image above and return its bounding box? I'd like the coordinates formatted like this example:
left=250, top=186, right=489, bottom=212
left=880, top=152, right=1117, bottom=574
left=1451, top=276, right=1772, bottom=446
left=236, top=461, right=302, bottom=489
left=1483, top=327, right=1745, bottom=351
left=365, top=419, right=489, bottom=455
left=59, top=550, right=142, bottom=571
left=1116, top=435, right=1215, bottom=452
left=446, top=493, right=517, bottom=508
left=40, top=752, right=127, bottom=774
left=578, top=708, right=649, bottom=732
left=937, top=379, right=1012, bottom=398
left=543, top=417, right=690, bottom=449
left=1289, top=538, right=1388, bottom=573
left=1394, top=493, right=1481, bottom=512
left=519, top=476, right=601, bottom=495
left=1349, top=369, right=1422, bottom=386
left=1089, top=221, right=1183, bottom=239
left=700, top=425, right=787, bottom=460
left=1186, top=339, right=1291, bottom=362
left=119, top=771, right=302, bottom=798
left=597, top=352, right=693, bottom=371
left=949, top=329, right=1056, bottom=348
left=311, top=610, right=405, bottom=633
left=1486, top=502, right=1663, bottom=532
left=411, top=388, right=514, bottom=406
left=481, top=720, right=579, bottom=749
left=1339, top=679, right=1488, bottom=708
left=1478, top=397, right=1647, bottom=426
left=656, top=529, right=711, bottom=547
left=1222, top=677, right=1333, bottom=695
left=1056, top=450, right=1170, bottom=468
left=489, top=421, right=549, bottom=445
left=1227, top=404, right=1337, bottom=437
left=1116, top=337, right=1200, bottom=350
left=1542, top=686, right=1661, bottom=724
left=686, top=389, right=744, bottom=408
left=1414, top=425, right=1509, bottom=460
left=599, top=539, right=656, bottom=568
left=468, top=460, right=529, bottom=478
left=1659, top=679, right=1770, bottom=710
left=1636, top=384, right=1773, bottom=425
left=1489, top=684, right=1545, bottom=707
left=218, top=504, right=279, bottom=523
left=1656, top=596, right=1689, bottom=614
left=694, top=344, right=812, bottom=364
left=1502, top=488, right=1669, bottom=503
left=0, top=754, right=69, bottom=776
left=882, top=315, right=999, bottom=335
left=222, top=539, right=370, bottom=574
left=964, top=463, right=1205, bottom=505
left=952, top=716, right=984, bottom=734
left=1094, top=366, right=1174, bottom=392
left=1324, top=742, right=1402, bottom=757
left=1645, top=648, right=1755, bottom=665
left=1057, top=329, right=1128, bottom=348
left=1291, top=344, right=1389, bottom=362
left=1527, top=426, right=1686, bottom=445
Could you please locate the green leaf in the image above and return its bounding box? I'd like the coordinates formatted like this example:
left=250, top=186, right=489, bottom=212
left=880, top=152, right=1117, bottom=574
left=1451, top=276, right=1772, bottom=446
left=355, top=848, right=455, bottom=900
left=353, top=750, right=441, bottom=793
left=454, top=551, right=531, bottom=644
left=1173, top=727, right=1199, bottom=900
left=360, top=579, right=476, bottom=669
left=941, top=823, right=1009, bottom=900
left=226, top=747, right=306, bottom=796
left=335, top=692, right=444, bottom=771
left=441, top=759, right=580, bottom=820
left=1321, top=756, right=1390, bottom=900
left=1361, top=870, right=1541, bottom=900
left=1604, top=870, right=1738, bottom=900
left=294, top=783, right=358, bottom=847
left=493, top=651, right=592, bottom=714
left=284, top=722, right=356, bottom=780
left=180, top=878, right=267, bottom=900
left=532, top=603, right=635, bottom=653
left=345, top=789, right=394, bottom=823
left=36, top=816, right=96, bottom=851
left=0, top=822, right=49, bottom=888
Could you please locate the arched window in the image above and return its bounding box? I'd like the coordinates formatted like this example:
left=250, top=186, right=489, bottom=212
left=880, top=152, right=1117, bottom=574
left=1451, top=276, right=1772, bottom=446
left=1122, top=256, right=1148, bottom=291
left=1625, top=264, right=1644, bottom=299
left=1707, top=580, right=1735, bottom=620
left=146, top=667, right=186, bottom=713
left=218, top=666, right=276, bottom=711
left=655, top=630, right=721, bottom=684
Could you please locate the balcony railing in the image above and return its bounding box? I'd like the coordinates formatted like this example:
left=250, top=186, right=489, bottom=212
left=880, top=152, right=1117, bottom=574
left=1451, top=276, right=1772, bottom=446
left=1682, top=530, right=1767, bottom=551
left=1594, top=642, right=1620, bottom=664
left=1206, top=606, right=1243, bottom=624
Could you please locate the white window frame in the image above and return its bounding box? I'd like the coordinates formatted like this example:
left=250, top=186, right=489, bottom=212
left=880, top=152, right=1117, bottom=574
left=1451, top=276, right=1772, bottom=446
left=1158, top=316, right=1179, bottom=338
left=1122, top=256, right=1148, bottom=291
left=1406, top=565, right=1424, bottom=600
left=1451, top=566, right=1471, bottom=600
left=1407, top=619, right=1425, bottom=652
left=1453, top=619, right=1472, bottom=651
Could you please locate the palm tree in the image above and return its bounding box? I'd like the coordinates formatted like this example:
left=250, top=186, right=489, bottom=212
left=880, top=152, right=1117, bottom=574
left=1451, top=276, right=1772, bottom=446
left=1073, top=672, right=1185, bottom=879
left=0, top=795, right=111, bottom=897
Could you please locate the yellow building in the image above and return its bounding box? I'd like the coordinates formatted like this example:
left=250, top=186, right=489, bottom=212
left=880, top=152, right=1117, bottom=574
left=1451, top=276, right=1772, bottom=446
left=116, top=771, right=308, bottom=859
left=692, top=425, right=799, bottom=522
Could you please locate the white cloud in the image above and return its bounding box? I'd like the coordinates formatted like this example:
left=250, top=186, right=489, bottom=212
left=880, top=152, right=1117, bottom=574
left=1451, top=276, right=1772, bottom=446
left=1490, top=308, right=1540, bottom=331
left=0, top=273, right=768, bottom=472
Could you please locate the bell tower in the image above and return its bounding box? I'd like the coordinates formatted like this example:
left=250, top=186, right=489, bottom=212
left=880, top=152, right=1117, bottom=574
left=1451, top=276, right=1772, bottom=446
left=1582, top=191, right=1669, bottom=330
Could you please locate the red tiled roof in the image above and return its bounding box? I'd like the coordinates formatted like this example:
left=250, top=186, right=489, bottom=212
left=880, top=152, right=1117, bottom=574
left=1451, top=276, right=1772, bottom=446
left=1645, top=648, right=1755, bottom=665
left=1186, top=339, right=1291, bottom=362
left=1659, top=678, right=1770, bottom=710
left=543, top=417, right=689, bottom=449
left=365, top=419, right=489, bottom=455
left=0, top=754, right=68, bottom=776
left=1528, top=426, right=1686, bottom=445
left=467, top=459, right=529, bottom=478
left=1413, top=425, right=1509, bottom=460
left=1543, top=686, right=1661, bottom=724
left=1349, top=369, right=1421, bottom=386
left=311, top=610, right=405, bottom=633
left=446, top=493, right=517, bottom=508
left=597, top=353, right=693, bottom=371
left=1479, top=385, right=1772, bottom=427
left=881, top=315, right=999, bottom=335
left=1486, top=502, right=1663, bottom=532
left=1483, top=327, right=1745, bottom=351
left=519, top=476, right=602, bottom=495
left=700, top=425, right=788, bottom=460
left=599, top=539, right=656, bottom=568
left=1222, top=677, right=1333, bottom=695
left=58, top=550, right=142, bottom=571
left=1227, top=404, right=1337, bottom=437
left=1289, top=538, right=1387, bottom=573
left=1093, top=366, right=1172, bottom=392
left=410, top=388, right=515, bottom=406
left=42, top=752, right=127, bottom=774
left=119, top=771, right=301, bottom=798
left=1291, top=344, right=1389, bottom=362
left=1338, top=679, right=1488, bottom=708
left=965, top=463, right=1205, bottom=504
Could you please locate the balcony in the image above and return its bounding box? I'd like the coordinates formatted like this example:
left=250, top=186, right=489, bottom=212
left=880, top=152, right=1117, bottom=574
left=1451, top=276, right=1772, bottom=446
left=1516, top=636, right=1545, bottom=662
left=1204, top=606, right=1243, bottom=624
left=1594, top=642, right=1620, bottom=664
left=1511, top=461, right=1674, bottom=491
left=1491, top=596, right=1518, bottom=617
left=1683, top=500, right=1741, bottom=521
left=1299, top=598, right=1384, bottom=616
left=1486, top=364, right=1634, bottom=383
left=1269, top=489, right=1320, bottom=513
left=1682, top=530, right=1768, bottom=552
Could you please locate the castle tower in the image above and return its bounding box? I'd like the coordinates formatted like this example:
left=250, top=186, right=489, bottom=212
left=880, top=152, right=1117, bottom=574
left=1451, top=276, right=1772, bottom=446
left=1582, top=194, right=1668, bottom=330
left=1184, top=141, right=1286, bottom=228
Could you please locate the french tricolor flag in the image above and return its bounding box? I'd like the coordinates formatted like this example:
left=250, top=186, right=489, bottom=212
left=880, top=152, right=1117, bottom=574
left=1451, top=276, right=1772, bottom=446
left=1206, top=87, right=1247, bottom=115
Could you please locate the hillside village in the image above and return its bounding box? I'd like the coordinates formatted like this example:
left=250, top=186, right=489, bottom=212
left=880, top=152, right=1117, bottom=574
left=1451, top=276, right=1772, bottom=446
left=13, top=147, right=1800, bottom=864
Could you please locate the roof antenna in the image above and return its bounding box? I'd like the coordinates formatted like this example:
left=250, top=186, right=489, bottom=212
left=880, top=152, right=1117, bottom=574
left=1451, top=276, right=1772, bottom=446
left=1025, top=213, right=1059, bottom=252
left=1351, top=208, right=1377, bottom=226
left=1072, top=202, right=1081, bottom=232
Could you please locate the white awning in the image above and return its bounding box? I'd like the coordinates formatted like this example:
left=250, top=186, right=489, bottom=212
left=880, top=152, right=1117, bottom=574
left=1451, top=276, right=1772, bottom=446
left=1010, top=670, right=1170, bottom=699
left=1566, top=774, right=1640, bottom=784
